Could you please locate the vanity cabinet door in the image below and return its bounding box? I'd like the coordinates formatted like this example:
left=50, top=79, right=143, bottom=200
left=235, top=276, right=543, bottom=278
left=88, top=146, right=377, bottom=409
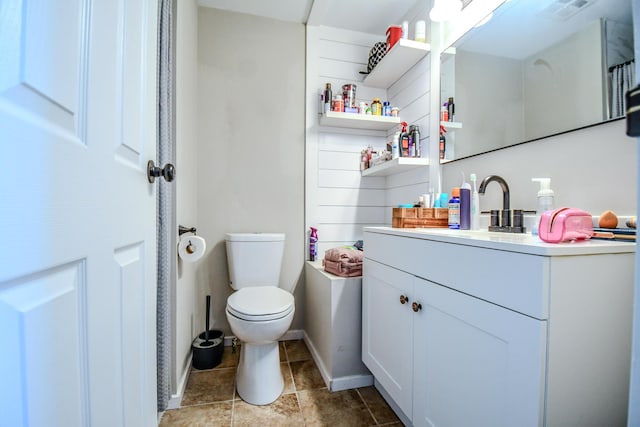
left=412, top=277, right=547, bottom=427
left=362, top=259, right=414, bottom=417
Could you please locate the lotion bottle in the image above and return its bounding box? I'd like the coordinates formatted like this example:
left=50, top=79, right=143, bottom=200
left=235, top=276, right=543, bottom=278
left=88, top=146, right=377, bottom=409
left=470, top=173, right=480, bottom=230
left=531, top=178, right=555, bottom=235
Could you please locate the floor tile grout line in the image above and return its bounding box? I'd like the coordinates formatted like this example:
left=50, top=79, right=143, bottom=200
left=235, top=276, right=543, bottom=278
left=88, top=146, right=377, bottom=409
left=356, top=387, right=380, bottom=426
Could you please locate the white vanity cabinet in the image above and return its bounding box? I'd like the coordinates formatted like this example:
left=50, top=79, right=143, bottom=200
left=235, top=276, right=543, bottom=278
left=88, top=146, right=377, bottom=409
left=362, top=227, right=634, bottom=427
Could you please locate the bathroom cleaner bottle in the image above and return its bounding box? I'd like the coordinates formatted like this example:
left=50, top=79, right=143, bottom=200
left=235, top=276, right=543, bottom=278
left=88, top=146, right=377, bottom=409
left=470, top=173, right=480, bottom=230
left=531, top=178, right=555, bottom=236
left=309, top=227, right=318, bottom=261
left=448, top=188, right=461, bottom=230
left=459, top=172, right=471, bottom=230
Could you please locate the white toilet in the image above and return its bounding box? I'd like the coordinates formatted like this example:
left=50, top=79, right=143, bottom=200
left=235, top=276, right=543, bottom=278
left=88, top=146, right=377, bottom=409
left=225, top=232, right=295, bottom=405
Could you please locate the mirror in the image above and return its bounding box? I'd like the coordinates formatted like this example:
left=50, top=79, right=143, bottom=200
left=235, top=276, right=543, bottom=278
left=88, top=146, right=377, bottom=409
left=440, top=0, right=634, bottom=162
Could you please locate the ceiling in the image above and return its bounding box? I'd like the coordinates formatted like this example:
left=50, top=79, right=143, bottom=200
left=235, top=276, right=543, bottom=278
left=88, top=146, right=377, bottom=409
left=197, top=0, right=422, bottom=36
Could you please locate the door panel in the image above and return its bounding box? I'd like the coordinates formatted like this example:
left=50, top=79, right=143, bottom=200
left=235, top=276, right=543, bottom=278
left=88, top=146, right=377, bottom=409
left=0, top=262, right=88, bottom=426
left=362, top=259, right=414, bottom=417
left=413, top=277, right=547, bottom=427
left=0, top=0, right=158, bottom=425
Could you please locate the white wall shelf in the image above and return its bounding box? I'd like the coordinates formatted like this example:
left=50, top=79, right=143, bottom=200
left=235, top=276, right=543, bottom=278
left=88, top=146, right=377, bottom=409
left=320, top=111, right=401, bottom=131
left=361, top=157, right=428, bottom=177
left=441, top=121, right=462, bottom=129
left=363, top=39, right=431, bottom=89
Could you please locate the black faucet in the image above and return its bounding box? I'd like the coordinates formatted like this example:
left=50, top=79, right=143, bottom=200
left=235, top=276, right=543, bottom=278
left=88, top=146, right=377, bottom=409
left=478, top=175, right=511, bottom=227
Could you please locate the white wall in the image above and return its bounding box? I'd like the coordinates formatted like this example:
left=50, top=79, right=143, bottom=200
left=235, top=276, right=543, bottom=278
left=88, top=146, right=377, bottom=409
left=305, top=26, right=389, bottom=256
left=197, top=8, right=306, bottom=333
left=441, top=119, right=636, bottom=219
left=174, top=0, right=199, bottom=400
left=305, top=9, right=433, bottom=255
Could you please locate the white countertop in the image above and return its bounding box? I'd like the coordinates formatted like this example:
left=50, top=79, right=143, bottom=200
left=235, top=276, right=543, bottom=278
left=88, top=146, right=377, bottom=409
left=363, top=227, right=636, bottom=256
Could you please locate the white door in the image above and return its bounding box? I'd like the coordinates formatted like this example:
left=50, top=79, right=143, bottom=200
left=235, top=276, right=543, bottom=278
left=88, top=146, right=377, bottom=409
left=412, top=276, right=547, bottom=427
left=362, top=259, right=414, bottom=418
left=0, top=1, right=158, bottom=425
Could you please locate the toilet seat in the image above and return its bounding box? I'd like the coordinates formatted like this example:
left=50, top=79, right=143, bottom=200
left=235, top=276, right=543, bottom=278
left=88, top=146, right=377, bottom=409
left=227, top=287, right=294, bottom=321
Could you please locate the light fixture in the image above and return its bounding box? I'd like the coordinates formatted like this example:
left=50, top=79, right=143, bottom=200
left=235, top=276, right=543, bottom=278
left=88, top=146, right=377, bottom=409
left=429, top=0, right=463, bottom=22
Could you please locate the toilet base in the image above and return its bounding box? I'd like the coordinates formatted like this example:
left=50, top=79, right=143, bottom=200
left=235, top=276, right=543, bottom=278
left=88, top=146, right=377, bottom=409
left=236, top=341, right=283, bottom=405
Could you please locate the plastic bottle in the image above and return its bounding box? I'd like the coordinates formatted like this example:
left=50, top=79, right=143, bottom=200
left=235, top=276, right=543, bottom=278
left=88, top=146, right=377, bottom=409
left=470, top=173, right=480, bottom=230
left=448, top=188, right=461, bottom=229
left=414, top=20, right=426, bottom=42
left=459, top=173, right=471, bottom=230
left=309, top=227, right=318, bottom=261
left=323, top=83, right=332, bottom=113
left=531, top=178, right=555, bottom=236
left=333, top=95, right=344, bottom=112
left=371, top=98, right=382, bottom=116
left=401, top=21, right=409, bottom=39
left=383, top=101, right=391, bottom=116
left=391, top=131, right=400, bottom=159
left=408, top=127, right=415, bottom=157
left=441, top=105, right=448, bottom=122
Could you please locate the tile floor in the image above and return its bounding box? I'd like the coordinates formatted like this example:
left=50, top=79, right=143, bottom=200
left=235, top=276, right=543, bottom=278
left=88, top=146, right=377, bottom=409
left=160, top=339, right=402, bottom=426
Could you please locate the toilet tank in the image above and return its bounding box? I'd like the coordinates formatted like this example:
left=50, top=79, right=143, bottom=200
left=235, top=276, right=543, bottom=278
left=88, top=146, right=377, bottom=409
left=225, top=233, right=285, bottom=290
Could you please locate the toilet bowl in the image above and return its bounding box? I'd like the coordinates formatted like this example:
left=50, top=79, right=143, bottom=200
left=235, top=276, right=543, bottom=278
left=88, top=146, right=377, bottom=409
left=226, top=287, right=294, bottom=405
left=224, top=233, right=295, bottom=405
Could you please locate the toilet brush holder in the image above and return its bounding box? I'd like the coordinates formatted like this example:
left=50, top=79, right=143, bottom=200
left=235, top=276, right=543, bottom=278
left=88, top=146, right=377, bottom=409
left=192, top=295, right=224, bottom=370
left=192, top=329, right=224, bottom=370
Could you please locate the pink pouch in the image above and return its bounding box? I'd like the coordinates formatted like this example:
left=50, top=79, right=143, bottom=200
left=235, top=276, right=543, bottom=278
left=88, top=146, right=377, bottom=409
left=538, top=207, right=594, bottom=243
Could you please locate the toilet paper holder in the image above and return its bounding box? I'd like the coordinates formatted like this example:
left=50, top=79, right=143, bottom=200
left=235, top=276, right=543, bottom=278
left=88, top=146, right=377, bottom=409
left=179, top=225, right=197, bottom=236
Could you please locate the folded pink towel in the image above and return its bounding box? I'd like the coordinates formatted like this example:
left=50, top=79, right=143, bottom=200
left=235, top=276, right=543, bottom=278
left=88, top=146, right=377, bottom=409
left=324, top=247, right=363, bottom=264
left=322, top=247, right=363, bottom=277
left=323, top=259, right=362, bottom=277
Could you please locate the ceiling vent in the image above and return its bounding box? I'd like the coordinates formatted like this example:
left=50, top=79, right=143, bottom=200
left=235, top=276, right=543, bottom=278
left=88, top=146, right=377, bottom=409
left=538, top=0, right=596, bottom=21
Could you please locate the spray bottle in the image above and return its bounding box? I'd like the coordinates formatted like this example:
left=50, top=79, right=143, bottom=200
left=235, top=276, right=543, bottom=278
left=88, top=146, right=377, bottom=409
left=470, top=173, right=480, bottom=230
left=399, top=122, right=409, bottom=157
left=439, top=125, right=447, bottom=160
left=309, top=227, right=318, bottom=261
left=531, top=178, right=555, bottom=236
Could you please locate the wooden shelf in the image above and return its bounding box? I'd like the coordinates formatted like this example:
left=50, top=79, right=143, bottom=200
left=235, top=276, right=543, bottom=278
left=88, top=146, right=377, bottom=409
left=363, top=39, right=431, bottom=89
left=361, top=157, right=428, bottom=177
left=440, top=121, right=462, bottom=129
left=319, top=111, right=401, bottom=131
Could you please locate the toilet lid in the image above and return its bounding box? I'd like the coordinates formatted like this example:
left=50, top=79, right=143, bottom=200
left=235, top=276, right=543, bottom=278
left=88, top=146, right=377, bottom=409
left=227, top=287, right=294, bottom=321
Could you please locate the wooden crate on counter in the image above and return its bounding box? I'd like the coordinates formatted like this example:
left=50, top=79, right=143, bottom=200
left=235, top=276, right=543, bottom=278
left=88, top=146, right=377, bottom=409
left=392, top=207, right=449, bottom=228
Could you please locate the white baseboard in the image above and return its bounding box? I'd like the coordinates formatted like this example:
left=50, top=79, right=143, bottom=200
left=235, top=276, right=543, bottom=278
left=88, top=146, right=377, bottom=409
left=166, top=354, right=192, bottom=410
left=303, top=332, right=373, bottom=392
left=330, top=374, right=373, bottom=392
left=303, top=332, right=332, bottom=389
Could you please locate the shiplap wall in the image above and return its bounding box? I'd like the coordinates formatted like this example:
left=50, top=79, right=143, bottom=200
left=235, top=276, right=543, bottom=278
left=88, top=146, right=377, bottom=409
left=305, top=21, right=433, bottom=258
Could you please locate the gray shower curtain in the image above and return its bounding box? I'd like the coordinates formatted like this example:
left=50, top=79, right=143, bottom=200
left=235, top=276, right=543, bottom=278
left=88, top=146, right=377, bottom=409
left=157, top=0, right=175, bottom=412
left=610, top=60, right=636, bottom=118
